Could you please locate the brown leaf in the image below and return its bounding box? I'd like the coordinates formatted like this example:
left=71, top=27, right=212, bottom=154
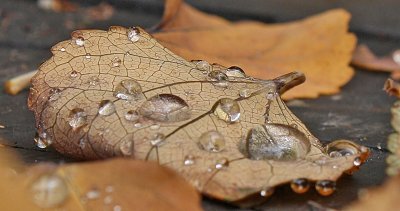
left=344, top=176, right=400, bottom=211
left=0, top=148, right=202, bottom=211
left=28, top=26, right=369, bottom=205
left=153, top=1, right=356, bottom=99
left=352, top=44, right=400, bottom=79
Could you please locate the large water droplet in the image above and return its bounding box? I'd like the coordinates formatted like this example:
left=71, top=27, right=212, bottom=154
left=208, top=70, right=229, bottom=88
left=124, top=110, right=139, bottom=122
left=315, top=180, right=336, bottom=196
left=150, top=133, right=165, bottom=146
left=114, top=79, right=143, bottom=100
left=98, top=100, right=116, bottom=116
left=213, top=98, right=240, bottom=123
left=127, top=27, right=140, bottom=42
left=244, top=124, right=311, bottom=161
left=120, top=138, right=133, bottom=156
left=198, top=130, right=225, bottom=152
left=215, top=158, right=229, bottom=169
left=184, top=155, right=195, bottom=166
left=34, top=132, right=52, bottom=149
left=226, top=66, right=246, bottom=78
left=68, top=108, right=87, bottom=130
left=290, top=178, right=310, bottom=194
left=138, top=94, right=191, bottom=122
left=326, top=140, right=362, bottom=157
left=31, top=173, right=69, bottom=208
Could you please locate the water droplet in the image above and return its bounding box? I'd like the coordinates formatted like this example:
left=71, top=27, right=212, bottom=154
left=184, top=155, right=195, bottom=166
left=215, top=158, right=229, bottom=169
left=260, top=187, right=274, bottom=197
left=127, top=27, right=140, bottom=42
left=112, top=57, right=121, bottom=67
left=138, top=94, right=191, bottom=122
left=85, top=53, right=91, bottom=59
left=134, top=122, right=142, bottom=128
left=31, top=173, right=68, bottom=208
left=60, top=48, right=66, bottom=52
left=377, top=143, right=382, bottom=150
left=226, top=66, right=246, bottom=78
left=68, top=108, right=87, bottom=130
left=86, top=188, right=100, bottom=199
left=239, top=89, right=251, bottom=98
left=150, top=124, right=160, bottom=130
left=124, top=110, right=139, bottom=122
left=114, top=205, right=122, bottom=211
left=353, top=157, right=362, bottom=166
left=75, top=37, right=85, bottom=46
left=79, top=138, right=86, bottom=149
left=48, top=88, right=61, bottom=102
left=208, top=70, right=229, bottom=87
left=198, top=131, right=225, bottom=152
left=326, top=140, right=362, bottom=157
left=393, top=49, right=400, bottom=64
left=213, top=98, right=240, bottom=123
left=290, top=178, right=310, bottom=194
left=244, top=124, right=311, bottom=161
left=105, top=185, right=114, bottom=193
left=120, top=138, right=133, bottom=156
left=70, top=70, right=78, bottom=78
left=88, top=76, right=99, bottom=86
left=98, top=100, right=116, bottom=116
left=315, top=180, right=336, bottom=196
left=104, top=195, right=113, bottom=204
left=194, top=60, right=211, bottom=72
left=114, top=79, right=143, bottom=100
left=34, top=132, right=52, bottom=149
left=150, top=133, right=165, bottom=146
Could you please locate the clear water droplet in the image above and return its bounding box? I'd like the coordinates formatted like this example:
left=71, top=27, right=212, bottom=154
left=112, top=57, right=121, bottom=67
left=31, top=173, right=68, bottom=208
left=150, top=133, right=165, bottom=146
left=239, top=89, right=251, bottom=98
left=138, top=94, right=191, bottom=122
left=134, top=122, right=142, bottom=128
left=48, top=88, right=61, bottom=102
left=75, top=37, right=85, bottom=46
left=70, top=70, right=78, bottom=78
left=98, top=100, right=116, bottom=116
left=213, top=98, right=240, bottom=123
left=124, top=110, right=139, bottom=122
left=208, top=70, right=229, bottom=88
left=114, top=79, right=143, bottom=100
left=315, top=180, right=336, bottom=196
left=127, top=27, right=140, bottom=42
left=34, top=132, right=52, bottom=149
left=60, top=47, right=66, bottom=52
left=85, top=53, right=91, bottom=59
left=326, top=140, right=361, bottom=157
left=79, top=138, right=86, bottom=149
left=105, top=185, right=114, bottom=193
left=104, top=196, right=113, bottom=204
left=193, top=60, right=211, bottom=72
left=68, top=108, right=87, bottom=130
left=260, top=187, right=274, bottom=197
left=226, top=66, right=246, bottom=78
left=184, top=155, right=195, bottom=166
left=114, top=205, right=122, bottom=211
left=393, top=49, right=400, bottom=64
left=290, top=178, right=310, bottom=194
left=215, top=158, right=229, bottom=169
left=353, top=157, right=362, bottom=166
left=377, top=143, right=382, bottom=150
left=198, top=130, right=225, bottom=152
left=86, top=188, right=100, bottom=199
left=120, top=138, right=133, bottom=156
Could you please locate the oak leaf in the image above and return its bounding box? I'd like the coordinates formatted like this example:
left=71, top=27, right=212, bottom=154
left=153, top=0, right=356, bottom=99
left=28, top=26, right=369, bottom=205
left=0, top=148, right=201, bottom=211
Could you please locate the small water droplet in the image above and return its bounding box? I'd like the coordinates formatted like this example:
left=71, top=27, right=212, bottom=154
left=184, top=155, right=195, bottom=166
left=75, top=37, right=85, bottom=46
left=68, top=108, right=87, bottom=130
left=150, top=133, right=165, bottom=146
left=112, top=57, right=121, bottom=67
left=377, top=143, right=382, bottom=150
left=226, top=66, right=246, bottom=78
left=104, top=195, right=113, bottom=204
left=393, top=49, right=400, bottom=64
left=120, top=138, right=133, bottom=156
left=105, top=186, right=114, bottom=193
left=260, top=187, right=274, bottom=197
left=70, top=70, right=78, bottom=78
left=34, top=132, right=52, bottom=149
left=290, top=178, right=310, bottom=194
left=193, top=60, right=211, bottom=72
left=114, top=79, right=143, bottom=100
left=208, top=70, right=229, bottom=87
left=60, top=48, right=66, bottom=52
left=86, top=188, right=100, bottom=199
left=98, top=100, right=116, bottom=116
left=48, top=88, right=61, bottom=102
left=134, top=122, right=142, bottom=128
left=213, top=98, right=240, bottom=123
left=332, top=165, right=338, bottom=169
left=315, top=180, right=336, bottom=196
left=85, top=53, right=91, bottom=59
left=198, top=131, right=225, bottom=152
left=138, top=94, right=191, bottom=122
left=150, top=124, right=160, bottom=130
left=31, top=173, right=69, bottom=208
left=127, top=27, right=140, bottom=42
left=79, top=138, right=86, bottom=149
left=353, top=157, right=362, bottom=166
left=239, top=89, right=251, bottom=98
left=124, top=110, right=139, bottom=122
left=215, top=158, right=229, bottom=169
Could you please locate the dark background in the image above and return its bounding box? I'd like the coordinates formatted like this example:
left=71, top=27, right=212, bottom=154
left=0, top=0, right=399, bottom=210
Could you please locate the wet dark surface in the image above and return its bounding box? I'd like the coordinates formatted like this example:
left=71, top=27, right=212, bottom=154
left=0, top=0, right=398, bottom=210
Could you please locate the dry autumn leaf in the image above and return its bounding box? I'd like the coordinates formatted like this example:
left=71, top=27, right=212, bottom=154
left=153, top=0, right=356, bottom=99
left=28, top=26, right=369, bottom=205
left=0, top=148, right=201, bottom=211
